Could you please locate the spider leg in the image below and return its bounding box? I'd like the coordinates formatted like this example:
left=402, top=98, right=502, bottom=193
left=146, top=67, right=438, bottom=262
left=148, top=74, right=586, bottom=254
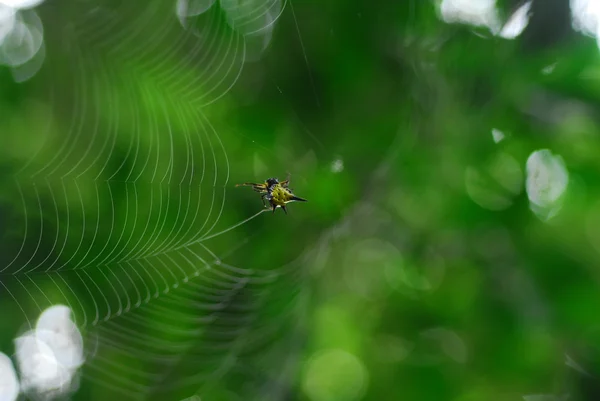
left=280, top=174, right=291, bottom=188
left=261, top=194, right=269, bottom=207
left=236, top=183, right=268, bottom=193
left=236, top=182, right=262, bottom=187
left=290, top=195, right=307, bottom=202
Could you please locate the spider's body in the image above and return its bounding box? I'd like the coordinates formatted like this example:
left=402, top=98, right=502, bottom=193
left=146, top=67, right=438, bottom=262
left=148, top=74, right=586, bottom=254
left=236, top=175, right=307, bottom=214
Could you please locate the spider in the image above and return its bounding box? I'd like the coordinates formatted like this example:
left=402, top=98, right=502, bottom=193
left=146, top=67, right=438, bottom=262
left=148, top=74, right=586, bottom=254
left=236, top=174, right=307, bottom=214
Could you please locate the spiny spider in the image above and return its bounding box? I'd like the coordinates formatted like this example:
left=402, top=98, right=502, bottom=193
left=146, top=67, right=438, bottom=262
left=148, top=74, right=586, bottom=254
left=236, top=174, right=307, bottom=214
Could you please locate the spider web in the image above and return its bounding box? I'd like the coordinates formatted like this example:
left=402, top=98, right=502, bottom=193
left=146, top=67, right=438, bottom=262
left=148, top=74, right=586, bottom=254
left=0, top=0, right=310, bottom=399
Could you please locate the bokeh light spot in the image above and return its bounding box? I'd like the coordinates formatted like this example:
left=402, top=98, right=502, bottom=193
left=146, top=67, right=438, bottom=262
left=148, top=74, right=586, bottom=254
left=499, top=1, right=531, bottom=39
left=176, top=0, right=216, bottom=19
left=439, top=0, right=500, bottom=32
left=571, top=0, right=600, bottom=41
left=525, top=149, right=569, bottom=221
left=331, top=157, right=344, bottom=173
left=465, top=152, right=522, bottom=211
left=14, top=305, right=84, bottom=400
left=491, top=128, right=505, bottom=143
left=0, top=0, right=44, bottom=9
left=0, top=352, right=19, bottom=401
left=302, top=349, right=368, bottom=401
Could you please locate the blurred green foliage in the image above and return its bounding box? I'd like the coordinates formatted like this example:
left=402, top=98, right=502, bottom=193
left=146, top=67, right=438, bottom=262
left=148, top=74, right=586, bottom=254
left=3, top=0, right=600, bottom=400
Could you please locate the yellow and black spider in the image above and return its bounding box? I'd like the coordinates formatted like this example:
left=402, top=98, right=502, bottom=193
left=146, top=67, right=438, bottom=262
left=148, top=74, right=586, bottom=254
left=236, top=174, right=307, bottom=214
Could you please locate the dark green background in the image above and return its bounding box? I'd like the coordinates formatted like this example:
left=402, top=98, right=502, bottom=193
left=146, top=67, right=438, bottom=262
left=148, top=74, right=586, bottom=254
left=1, top=0, right=600, bottom=400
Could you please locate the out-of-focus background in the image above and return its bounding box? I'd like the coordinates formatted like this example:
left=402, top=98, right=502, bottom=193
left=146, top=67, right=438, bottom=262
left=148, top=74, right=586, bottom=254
left=2, top=0, right=600, bottom=400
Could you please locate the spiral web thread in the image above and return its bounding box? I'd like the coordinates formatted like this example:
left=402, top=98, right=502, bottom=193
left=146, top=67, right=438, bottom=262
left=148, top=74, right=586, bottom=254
left=0, top=0, right=308, bottom=399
